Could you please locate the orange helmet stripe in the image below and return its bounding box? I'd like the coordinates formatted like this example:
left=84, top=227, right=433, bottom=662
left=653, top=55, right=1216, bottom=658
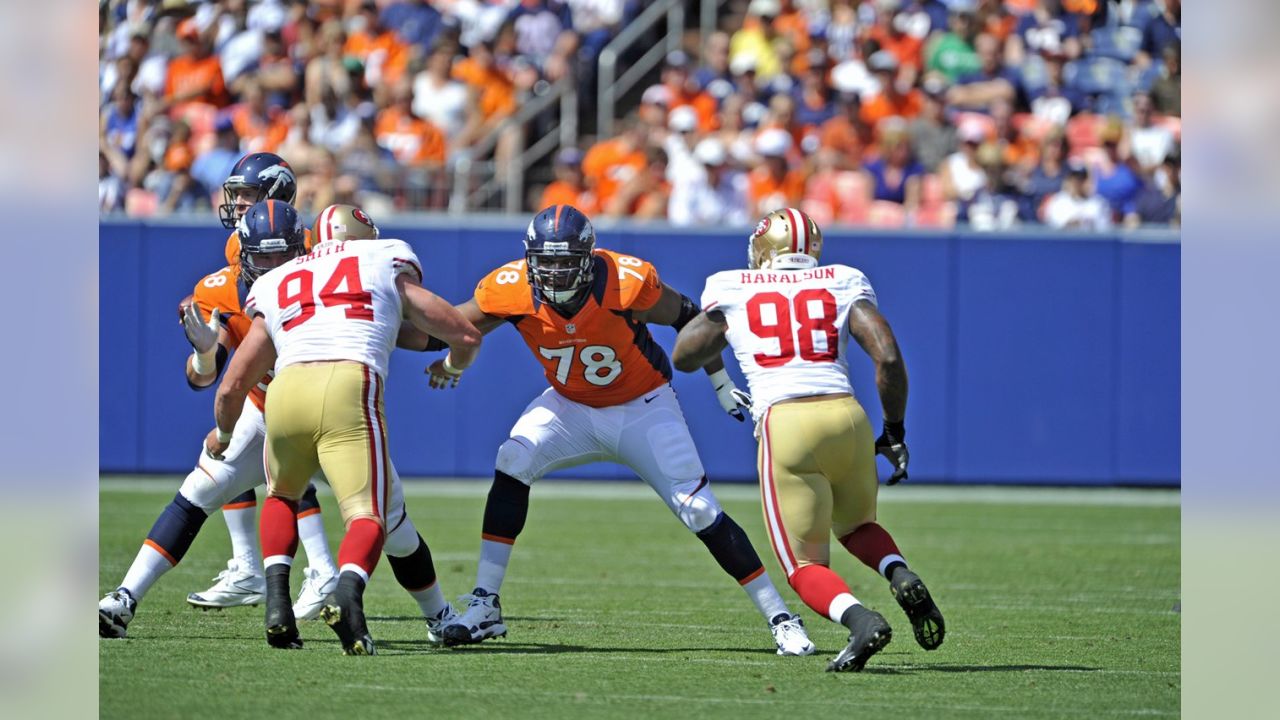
left=553, top=204, right=564, bottom=231
left=266, top=199, right=276, bottom=230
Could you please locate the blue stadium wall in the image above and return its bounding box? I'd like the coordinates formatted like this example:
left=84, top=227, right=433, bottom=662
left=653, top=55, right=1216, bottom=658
left=100, top=220, right=1179, bottom=486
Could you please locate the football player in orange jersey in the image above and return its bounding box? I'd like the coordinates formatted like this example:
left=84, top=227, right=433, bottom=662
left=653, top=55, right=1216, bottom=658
left=193, top=154, right=343, bottom=615
left=101, top=203, right=463, bottom=642
left=425, top=205, right=815, bottom=656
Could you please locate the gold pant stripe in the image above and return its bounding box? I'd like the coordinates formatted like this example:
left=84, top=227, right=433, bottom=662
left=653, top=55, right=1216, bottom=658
left=757, top=396, right=879, bottom=575
left=264, top=361, right=389, bottom=527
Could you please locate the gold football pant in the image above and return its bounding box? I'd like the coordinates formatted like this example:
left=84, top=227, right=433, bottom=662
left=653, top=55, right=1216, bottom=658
left=264, top=361, right=389, bottom=528
left=757, top=395, right=879, bottom=576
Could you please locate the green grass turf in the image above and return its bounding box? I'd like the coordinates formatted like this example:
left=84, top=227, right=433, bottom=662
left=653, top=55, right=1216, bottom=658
left=99, top=479, right=1179, bottom=719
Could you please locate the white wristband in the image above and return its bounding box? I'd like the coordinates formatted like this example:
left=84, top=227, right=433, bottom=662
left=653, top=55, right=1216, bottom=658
left=216, top=428, right=233, bottom=443
left=442, top=354, right=464, bottom=376
left=192, top=349, right=216, bottom=376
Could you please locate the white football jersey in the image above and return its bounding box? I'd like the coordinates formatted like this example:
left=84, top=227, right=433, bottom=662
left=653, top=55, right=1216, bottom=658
left=246, top=239, right=422, bottom=379
left=701, top=263, right=877, bottom=419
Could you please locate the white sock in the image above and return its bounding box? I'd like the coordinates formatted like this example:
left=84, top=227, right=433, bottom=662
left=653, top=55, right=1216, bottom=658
left=475, top=539, right=513, bottom=595
left=222, top=505, right=263, bottom=575
left=828, top=593, right=860, bottom=624
left=120, top=543, right=174, bottom=601
left=408, top=582, right=449, bottom=619
left=741, top=571, right=791, bottom=621
left=298, top=510, right=338, bottom=576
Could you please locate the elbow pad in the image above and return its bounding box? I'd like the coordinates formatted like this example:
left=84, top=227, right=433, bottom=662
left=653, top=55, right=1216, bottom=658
left=672, top=295, right=699, bottom=331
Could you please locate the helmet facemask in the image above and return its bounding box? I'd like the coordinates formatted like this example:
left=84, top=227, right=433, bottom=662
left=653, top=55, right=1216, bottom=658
left=219, top=181, right=264, bottom=229
left=240, top=238, right=304, bottom=286
left=527, top=249, right=594, bottom=307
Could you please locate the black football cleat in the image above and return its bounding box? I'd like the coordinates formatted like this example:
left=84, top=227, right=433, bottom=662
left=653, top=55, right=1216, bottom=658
left=320, top=573, right=375, bottom=656
left=264, top=595, right=303, bottom=649
left=889, top=567, right=945, bottom=650
left=264, top=566, right=302, bottom=649
left=827, top=605, right=892, bottom=672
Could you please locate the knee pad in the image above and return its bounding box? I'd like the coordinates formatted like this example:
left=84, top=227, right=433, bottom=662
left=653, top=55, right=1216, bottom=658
left=670, top=476, right=722, bottom=533
left=386, top=533, right=438, bottom=591
left=146, top=492, right=210, bottom=564
left=178, top=467, right=226, bottom=513
left=382, top=511, right=420, bottom=558
left=494, top=438, right=539, bottom=484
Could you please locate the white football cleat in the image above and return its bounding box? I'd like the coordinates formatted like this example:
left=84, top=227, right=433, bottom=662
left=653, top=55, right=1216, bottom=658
left=186, top=559, right=266, bottom=609
left=425, top=603, right=460, bottom=645
left=770, top=612, right=817, bottom=656
left=99, top=588, right=137, bottom=638
left=440, top=588, right=507, bottom=646
left=292, top=566, right=339, bottom=620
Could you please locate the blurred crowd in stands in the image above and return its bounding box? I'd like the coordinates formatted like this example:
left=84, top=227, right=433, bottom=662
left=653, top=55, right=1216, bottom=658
left=100, top=0, right=1180, bottom=229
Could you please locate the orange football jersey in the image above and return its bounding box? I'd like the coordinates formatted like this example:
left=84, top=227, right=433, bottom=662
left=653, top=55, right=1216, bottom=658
left=474, top=250, right=671, bottom=407
left=190, top=265, right=270, bottom=411
left=224, top=227, right=314, bottom=267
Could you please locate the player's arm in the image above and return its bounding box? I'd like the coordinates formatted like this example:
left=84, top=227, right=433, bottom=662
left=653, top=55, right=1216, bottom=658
left=848, top=299, right=910, bottom=483
left=180, top=298, right=231, bottom=389
left=672, top=310, right=729, bottom=373
left=396, top=277, right=485, bottom=386
left=206, top=317, right=277, bottom=459
left=641, top=283, right=748, bottom=421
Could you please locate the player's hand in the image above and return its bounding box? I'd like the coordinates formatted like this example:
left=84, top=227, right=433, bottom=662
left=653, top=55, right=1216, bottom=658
left=425, top=358, right=462, bottom=389
left=709, top=369, right=749, bottom=422
left=875, top=420, right=909, bottom=485
left=183, top=304, right=221, bottom=354
left=204, top=427, right=230, bottom=461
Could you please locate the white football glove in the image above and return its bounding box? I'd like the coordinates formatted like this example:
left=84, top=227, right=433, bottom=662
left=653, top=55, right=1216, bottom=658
left=182, top=304, right=220, bottom=375
left=183, top=304, right=221, bottom=354
left=708, top=368, right=750, bottom=422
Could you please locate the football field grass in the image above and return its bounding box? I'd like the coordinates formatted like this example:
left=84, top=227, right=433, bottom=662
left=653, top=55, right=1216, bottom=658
left=99, top=478, right=1179, bottom=719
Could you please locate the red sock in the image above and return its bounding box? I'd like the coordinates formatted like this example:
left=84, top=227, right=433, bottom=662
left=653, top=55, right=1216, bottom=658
left=337, top=518, right=385, bottom=580
left=840, top=522, right=906, bottom=577
left=789, top=564, right=855, bottom=619
left=260, top=496, right=299, bottom=566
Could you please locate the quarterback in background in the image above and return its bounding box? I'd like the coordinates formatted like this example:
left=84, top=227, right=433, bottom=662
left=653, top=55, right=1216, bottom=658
left=672, top=208, right=945, bottom=672
left=426, top=205, right=814, bottom=656
left=208, top=201, right=482, bottom=654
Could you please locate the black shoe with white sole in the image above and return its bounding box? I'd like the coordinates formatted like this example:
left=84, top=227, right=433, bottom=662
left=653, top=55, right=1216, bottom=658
left=827, top=605, right=893, bottom=673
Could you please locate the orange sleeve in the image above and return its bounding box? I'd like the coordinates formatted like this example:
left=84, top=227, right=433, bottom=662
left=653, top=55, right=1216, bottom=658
left=224, top=230, right=240, bottom=267
left=191, top=268, right=245, bottom=347
left=473, top=262, right=535, bottom=318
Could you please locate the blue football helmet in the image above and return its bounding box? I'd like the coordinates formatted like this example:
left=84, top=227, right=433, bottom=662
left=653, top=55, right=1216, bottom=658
left=236, top=199, right=307, bottom=285
left=525, top=204, right=597, bottom=308
left=219, top=152, right=298, bottom=229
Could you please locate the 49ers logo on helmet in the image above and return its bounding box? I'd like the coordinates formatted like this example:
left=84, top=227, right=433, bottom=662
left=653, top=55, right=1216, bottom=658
left=752, top=216, right=771, bottom=239
left=352, top=208, right=374, bottom=227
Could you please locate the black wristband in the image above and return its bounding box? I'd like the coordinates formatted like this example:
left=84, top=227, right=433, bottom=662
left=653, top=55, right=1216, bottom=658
left=883, top=419, right=905, bottom=442
left=671, top=295, right=700, bottom=331
left=423, top=335, right=447, bottom=352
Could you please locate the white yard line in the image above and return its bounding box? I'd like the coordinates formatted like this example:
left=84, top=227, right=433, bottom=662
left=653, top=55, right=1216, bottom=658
left=100, top=476, right=1179, bottom=507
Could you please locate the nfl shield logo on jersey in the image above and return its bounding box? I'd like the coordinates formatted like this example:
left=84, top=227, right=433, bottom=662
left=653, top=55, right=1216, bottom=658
left=565, top=323, right=576, bottom=334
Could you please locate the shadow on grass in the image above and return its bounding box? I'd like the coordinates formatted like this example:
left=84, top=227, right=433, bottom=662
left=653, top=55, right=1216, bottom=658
left=880, top=663, right=1099, bottom=674
left=372, top=639, right=782, bottom=656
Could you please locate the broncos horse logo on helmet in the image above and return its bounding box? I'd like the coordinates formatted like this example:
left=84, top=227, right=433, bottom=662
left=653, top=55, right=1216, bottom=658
left=219, top=153, right=298, bottom=229
left=236, top=199, right=307, bottom=286
left=525, top=204, right=597, bottom=311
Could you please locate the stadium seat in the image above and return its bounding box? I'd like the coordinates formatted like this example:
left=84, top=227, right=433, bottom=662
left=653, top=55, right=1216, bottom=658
left=913, top=201, right=956, bottom=229
left=1066, top=113, right=1104, bottom=151
left=1065, top=57, right=1129, bottom=95
left=1012, top=113, right=1058, bottom=143
left=953, top=112, right=997, bottom=143
left=125, top=188, right=160, bottom=217
left=867, top=201, right=907, bottom=228
left=1088, top=26, right=1142, bottom=63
